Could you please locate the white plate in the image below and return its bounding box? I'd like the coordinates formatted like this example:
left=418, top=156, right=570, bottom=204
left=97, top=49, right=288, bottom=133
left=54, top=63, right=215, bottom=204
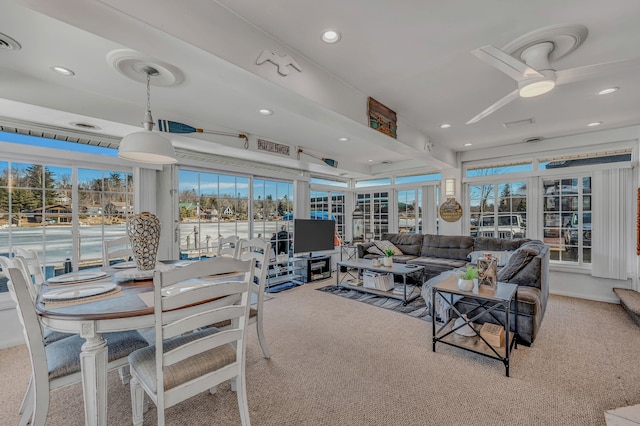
left=112, top=261, right=137, bottom=269
left=42, top=283, right=117, bottom=301
left=47, top=271, right=108, bottom=284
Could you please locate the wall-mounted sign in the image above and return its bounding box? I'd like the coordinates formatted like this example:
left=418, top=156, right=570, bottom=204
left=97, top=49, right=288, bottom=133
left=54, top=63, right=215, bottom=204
left=439, top=198, right=462, bottom=222
left=257, top=138, right=290, bottom=156
left=368, top=97, right=397, bottom=139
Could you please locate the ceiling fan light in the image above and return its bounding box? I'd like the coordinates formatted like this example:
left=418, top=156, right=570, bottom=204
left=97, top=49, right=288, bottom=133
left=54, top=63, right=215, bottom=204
left=118, top=130, right=177, bottom=164
left=519, top=79, right=555, bottom=98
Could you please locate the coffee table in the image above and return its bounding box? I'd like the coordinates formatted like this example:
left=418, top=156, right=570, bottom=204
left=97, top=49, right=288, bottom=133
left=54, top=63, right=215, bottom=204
left=431, top=275, right=518, bottom=376
left=336, top=258, right=424, bottom=305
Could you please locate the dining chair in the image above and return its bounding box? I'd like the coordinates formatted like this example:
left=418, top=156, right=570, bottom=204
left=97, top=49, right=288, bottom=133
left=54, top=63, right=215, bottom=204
left=103, top=235, right=134, bottom=266
left=12, top=247, right=46, bottom=300
left=232, top=237, right=271, bottom=358
left=216, top=235, right=240, bottom=258
left=1, top=256, right=149, bottom=426
left=128, top=257, right=254, bottom=426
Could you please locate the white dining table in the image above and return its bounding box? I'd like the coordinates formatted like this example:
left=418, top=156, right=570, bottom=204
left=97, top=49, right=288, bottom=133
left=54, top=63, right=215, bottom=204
left=35, top=263, right=240, bottom=426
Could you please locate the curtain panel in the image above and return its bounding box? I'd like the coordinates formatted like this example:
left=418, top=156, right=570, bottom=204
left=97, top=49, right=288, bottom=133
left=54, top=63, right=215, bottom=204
left=592, top=168, right=632, bottom=280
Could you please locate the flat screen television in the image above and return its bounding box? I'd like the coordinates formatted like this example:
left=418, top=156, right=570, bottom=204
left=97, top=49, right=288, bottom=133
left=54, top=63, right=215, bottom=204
left=293, top=219, right=335, bottom=256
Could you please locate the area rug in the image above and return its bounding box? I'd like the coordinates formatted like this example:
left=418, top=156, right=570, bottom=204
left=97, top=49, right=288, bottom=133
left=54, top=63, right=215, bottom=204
left=316, top=285, right=432, bottom=322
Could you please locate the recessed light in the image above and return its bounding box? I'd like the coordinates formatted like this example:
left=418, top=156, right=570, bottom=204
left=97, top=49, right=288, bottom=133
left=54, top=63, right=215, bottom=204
left=440, top=123, right=451, bottom=129
left=258, top=109, right=273, bottom=116
left=338, top=137, right=349, bottom=142
left=321, top=29, right=341, bottom=44
left=598, top=87, right=618, bottom=95
left=588, top=121, right=603, bottom=127
left=50, top=66, right=75, bottom=76
left=368, top=159, right=373, bottom=162
left=464, top=143, right=473, bottom=147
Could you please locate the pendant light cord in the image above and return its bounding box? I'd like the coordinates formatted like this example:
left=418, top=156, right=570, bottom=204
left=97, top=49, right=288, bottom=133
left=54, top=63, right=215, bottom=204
left=142, top=71, right=154, bottom=131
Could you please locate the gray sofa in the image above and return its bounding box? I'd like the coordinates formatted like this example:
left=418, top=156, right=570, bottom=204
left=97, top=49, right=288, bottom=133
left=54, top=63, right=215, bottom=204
left=357, top=233, right=549, bottom=345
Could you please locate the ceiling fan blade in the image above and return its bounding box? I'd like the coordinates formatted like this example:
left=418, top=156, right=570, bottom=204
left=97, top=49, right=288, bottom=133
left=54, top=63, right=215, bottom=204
left=556, top=56, right=640, bottom=85
left=472, top=45, right=544, bottom=81
left=466, top=89, right=520, bottom=124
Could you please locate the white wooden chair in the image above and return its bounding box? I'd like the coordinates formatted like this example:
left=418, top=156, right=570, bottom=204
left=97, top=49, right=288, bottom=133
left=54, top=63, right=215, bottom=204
left=12, top=247, right=46, bottom=300
left=0, top=256, right=148, bottom=426
left=216, top=235, right=240, bottom=258
left=234, top=238, right=271, bottom=358
left=103, top=236, right=134, bottom=266
left=128, top=257, right=254, bottom=426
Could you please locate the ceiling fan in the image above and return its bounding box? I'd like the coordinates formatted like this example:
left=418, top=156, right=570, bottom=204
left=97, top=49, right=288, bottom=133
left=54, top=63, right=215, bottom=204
left=466, top=39, right=640, bottom=125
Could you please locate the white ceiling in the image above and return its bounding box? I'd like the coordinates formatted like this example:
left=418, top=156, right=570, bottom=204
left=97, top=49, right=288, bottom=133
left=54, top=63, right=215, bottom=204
left=1, top=0, right=639, bottom=178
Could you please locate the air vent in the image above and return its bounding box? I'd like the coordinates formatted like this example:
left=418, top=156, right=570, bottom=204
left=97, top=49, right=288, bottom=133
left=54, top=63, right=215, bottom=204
left=0, top=33, right=21, bottom=50
left=523, top=136, right=544, bottom=143
left=503, top=118, right=535, bottom=128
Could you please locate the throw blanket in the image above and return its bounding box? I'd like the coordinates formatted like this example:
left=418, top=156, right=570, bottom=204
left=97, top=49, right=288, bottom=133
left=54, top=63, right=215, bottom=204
left=420, top=269, right=464, bottom=323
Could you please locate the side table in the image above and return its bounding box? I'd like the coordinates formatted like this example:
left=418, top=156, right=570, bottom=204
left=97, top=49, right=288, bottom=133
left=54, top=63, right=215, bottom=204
left=431, top=275, right=518, bottom=376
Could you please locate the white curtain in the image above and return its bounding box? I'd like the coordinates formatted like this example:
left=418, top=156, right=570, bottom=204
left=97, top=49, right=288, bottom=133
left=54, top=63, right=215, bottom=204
left=592, top=168, right=632, bottom=280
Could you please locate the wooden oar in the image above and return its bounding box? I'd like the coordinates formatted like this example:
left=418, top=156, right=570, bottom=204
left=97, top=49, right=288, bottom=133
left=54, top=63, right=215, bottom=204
left=157, top=120, right=248, bottom=147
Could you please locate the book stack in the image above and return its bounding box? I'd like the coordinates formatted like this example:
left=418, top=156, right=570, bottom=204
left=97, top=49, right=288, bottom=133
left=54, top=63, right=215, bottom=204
left=392, top=284, right=415, bottom=296
left=480, top=322, right=505, bottom=347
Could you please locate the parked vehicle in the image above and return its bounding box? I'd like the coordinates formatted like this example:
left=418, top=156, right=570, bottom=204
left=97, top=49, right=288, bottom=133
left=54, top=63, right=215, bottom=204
left=564, top=212, right=591, bottom=252
left=477, top=214, right=526, bottom=239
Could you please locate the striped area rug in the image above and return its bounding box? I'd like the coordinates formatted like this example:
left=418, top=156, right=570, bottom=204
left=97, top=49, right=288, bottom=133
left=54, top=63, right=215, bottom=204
left=316, top=285, right=432, bottom=322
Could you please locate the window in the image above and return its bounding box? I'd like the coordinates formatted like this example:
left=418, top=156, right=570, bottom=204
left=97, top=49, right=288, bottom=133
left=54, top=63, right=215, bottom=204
left=178, top=169, right=251, bottom=259
left=542, top=177, right=591, bottom=264
left=395, top=173, right=441, bottom=184
left=0, top=161, right=133, bottom=293
left=469, top=182, right=527, bottom=239
left=253, top=178, right=294, bottom=254
left=355, top=178, right=391, bottom=188
left=356, top=191, right=389, bottom=240
left=310, top=190, right=345, bottom=242
left=397, top=189, right=421, bottom=233
left=466, top=162, right=532, bottom=178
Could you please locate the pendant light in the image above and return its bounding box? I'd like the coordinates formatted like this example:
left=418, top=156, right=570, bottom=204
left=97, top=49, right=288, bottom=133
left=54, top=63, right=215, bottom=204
left=118, top=66, right=177, bottom=164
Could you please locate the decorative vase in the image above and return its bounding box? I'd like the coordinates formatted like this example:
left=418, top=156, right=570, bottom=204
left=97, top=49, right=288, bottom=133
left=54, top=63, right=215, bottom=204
left=457, top=278, right=474, bottom=291
left=127, top=212, right=161, bottom=271
left=382, top=256, right=393, bottom=267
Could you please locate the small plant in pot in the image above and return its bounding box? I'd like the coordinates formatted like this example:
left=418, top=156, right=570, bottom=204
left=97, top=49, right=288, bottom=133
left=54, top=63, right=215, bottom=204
left=458, top=265, right=478, bottom=291
left=382, top=248, right=395, bottom=266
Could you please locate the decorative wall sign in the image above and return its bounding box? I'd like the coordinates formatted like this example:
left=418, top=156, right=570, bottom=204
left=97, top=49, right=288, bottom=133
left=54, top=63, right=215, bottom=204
left=256, top=50, right=302, bottom=76
left=257, top=138, right=290, bottom=156
left=439, top=198, right=462, bottom=222
left=368, top=97, right=397, bottom=139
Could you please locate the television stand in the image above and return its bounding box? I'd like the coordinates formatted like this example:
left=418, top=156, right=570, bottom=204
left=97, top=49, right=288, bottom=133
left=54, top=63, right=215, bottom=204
left=300, top=254, right=332, bottom=282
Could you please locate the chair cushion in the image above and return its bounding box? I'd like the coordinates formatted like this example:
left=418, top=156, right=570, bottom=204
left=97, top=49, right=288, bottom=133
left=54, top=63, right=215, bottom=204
left=129, top=327, right=236, bottom=394
left=47, top=331, right=148, bottom=380
left=43, top=328, right=73, bottom=345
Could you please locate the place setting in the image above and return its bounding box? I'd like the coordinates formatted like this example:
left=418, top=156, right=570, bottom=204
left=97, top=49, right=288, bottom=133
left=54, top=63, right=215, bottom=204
left=41, top=281, right=122, bottom=307
left=46, top=270, right=110, bottom=286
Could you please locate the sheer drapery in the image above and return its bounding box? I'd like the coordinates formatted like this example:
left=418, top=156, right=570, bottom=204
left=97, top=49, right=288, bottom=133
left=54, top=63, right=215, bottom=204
left=592, top=168, right=632, bottom=280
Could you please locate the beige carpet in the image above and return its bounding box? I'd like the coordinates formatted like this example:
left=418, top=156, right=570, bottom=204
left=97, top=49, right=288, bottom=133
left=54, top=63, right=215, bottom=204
left=1, top=279, right=639, bottom=425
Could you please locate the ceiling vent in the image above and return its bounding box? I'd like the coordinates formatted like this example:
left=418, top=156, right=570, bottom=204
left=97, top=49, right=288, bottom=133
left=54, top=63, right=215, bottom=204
left=523, top=136, right=544, bottom=143
left=0, top=32, right=21, bottom=50
left=503, top=118, right=535, bottom=128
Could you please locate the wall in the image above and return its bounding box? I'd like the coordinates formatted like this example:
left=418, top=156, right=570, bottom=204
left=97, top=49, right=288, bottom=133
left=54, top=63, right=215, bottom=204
left=550, top=270, right=630, bottom=303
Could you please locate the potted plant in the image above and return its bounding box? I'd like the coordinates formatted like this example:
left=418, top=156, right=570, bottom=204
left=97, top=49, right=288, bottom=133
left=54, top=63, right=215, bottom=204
left=458, top=265, right=478, bottom=291
left=382, top=248, right=395, bottom=267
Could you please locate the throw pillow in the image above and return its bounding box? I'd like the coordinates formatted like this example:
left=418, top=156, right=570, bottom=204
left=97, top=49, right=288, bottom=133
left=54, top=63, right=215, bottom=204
left=497, top=250, right=532, bottom=282
left=467, top=250, right=514, bottom=267
left=366, top=244, right=384, bottom=255
left=374, top=240, right=404, bottom=256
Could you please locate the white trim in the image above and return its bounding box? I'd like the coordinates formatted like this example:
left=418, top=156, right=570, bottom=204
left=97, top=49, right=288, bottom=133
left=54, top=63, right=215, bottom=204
left=0, top=293, right=15, bottom=310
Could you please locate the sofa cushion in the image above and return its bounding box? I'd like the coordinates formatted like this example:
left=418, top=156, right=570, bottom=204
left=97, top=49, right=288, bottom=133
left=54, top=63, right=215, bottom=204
left=497, top=250, right=531, bottom=282
left=382, top=233, right=424, bottom=256
left=390, top=254, right=418, bottom=264
left=497, top=240, right=546, bottom=288
left=421, top=234, right=474, bottom=260
left=474, top=237, right=529, bottom=252
left=374, top=240, right=403, bottom=256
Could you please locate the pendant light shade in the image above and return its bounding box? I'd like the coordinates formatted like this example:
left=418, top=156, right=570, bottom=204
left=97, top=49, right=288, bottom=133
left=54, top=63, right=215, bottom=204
left=118, top=67, right=177, bottom=164
left=118, top=130, right=176, bottom=164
